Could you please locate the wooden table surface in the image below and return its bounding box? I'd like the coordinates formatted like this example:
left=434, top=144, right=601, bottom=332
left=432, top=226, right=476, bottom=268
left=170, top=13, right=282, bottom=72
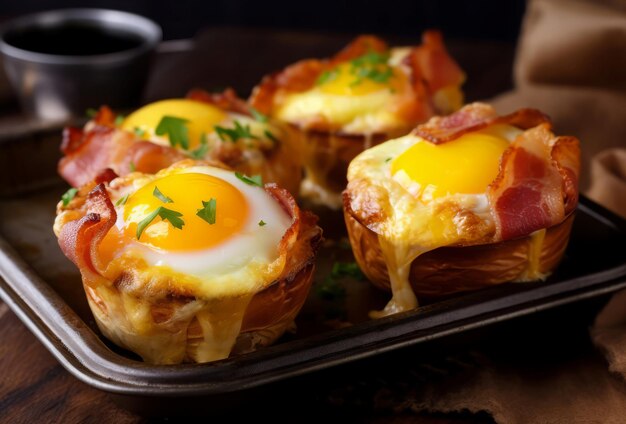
left=0, top=28, right=515, bottom=423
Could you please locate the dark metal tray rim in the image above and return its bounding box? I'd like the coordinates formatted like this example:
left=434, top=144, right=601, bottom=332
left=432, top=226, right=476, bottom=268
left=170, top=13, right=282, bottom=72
left=0, top=197, right=625, bottom=397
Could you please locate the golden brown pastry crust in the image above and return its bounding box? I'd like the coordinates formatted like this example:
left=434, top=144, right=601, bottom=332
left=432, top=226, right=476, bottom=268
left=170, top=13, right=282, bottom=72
left=344, top=208, right=574, bottom=297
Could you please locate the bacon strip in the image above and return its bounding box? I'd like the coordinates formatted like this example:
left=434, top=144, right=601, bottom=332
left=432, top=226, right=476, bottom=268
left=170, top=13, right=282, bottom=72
left=414, top=103, right=551, bottom=144
left=551, top=136, right=580, bottom=215
left=58, top=184, right=116, bottom=285
left=59, top=122, right=186, bottom=188
left=330, top=35, right=388, bottom=65
left=186, top=88, right=250, bottom=115
left=487, top=124, right=571, bottom=241
left=59, top=126, right=132, bottom=187
left=249, top=59, right=325, bottom=115
left=404, top=30, right=465, bottom=96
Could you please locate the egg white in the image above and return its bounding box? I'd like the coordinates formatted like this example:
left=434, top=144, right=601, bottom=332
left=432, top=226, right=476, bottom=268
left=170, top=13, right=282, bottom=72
left=110, top=166, right=293, bottom=297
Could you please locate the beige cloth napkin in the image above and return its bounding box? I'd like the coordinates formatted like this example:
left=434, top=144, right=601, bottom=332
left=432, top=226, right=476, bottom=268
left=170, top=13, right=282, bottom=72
left=375, top=1, right=626, bottom=422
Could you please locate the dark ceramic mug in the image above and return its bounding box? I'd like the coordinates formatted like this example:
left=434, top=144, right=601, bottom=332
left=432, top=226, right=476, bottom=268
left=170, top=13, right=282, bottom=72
left=0, top=8, right=161, bottom=120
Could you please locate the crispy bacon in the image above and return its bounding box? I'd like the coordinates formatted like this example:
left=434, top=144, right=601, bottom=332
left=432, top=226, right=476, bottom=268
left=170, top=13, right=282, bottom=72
left=551, top=136, right=580, bottom=214
left=59, top=126, right=132, bottom=187
left=58, top=184, right=116, bottom=285
left=404, top=30, right=465, bottom=95
left=58, top=124, right=187, bottom=187
left=414, top=103, right=551, bottom=144
left=487, top=124, right=575, bottom=241
left=93, top=105, right=116, bottom=127
left=412, top=103, right=578, bottom=240
left=186, top=88, right=250, bottom=115
left=330, top=35, right=388, bottom=64
left=249, top=59, right=325, bottom=115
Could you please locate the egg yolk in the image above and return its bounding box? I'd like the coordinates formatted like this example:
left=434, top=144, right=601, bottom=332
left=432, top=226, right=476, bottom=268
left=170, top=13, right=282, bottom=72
left=122, top=173, right=249, bottom=252
left=392, top=132, right=510, bottom=198
left=319, top=62, right=404, bottom=96
left=121, top=99, right=227, bottom=149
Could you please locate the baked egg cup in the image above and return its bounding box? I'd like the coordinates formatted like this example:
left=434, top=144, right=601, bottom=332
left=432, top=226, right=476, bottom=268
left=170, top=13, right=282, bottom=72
left=342, top=103, right=580, bottom=317
left=54, top=160, right=322, bottom=364
left=250, top=31, right=465, bottom=208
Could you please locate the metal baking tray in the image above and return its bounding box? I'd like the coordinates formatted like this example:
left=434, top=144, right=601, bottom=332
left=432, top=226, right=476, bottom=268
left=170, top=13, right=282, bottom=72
left=0, top=124, right=625, bottom=415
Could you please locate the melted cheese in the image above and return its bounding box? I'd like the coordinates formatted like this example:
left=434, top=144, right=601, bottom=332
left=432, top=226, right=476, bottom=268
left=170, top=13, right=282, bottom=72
left=347, top=128, right=520, bottom=317
left=519, top=228, right=548, bottom=281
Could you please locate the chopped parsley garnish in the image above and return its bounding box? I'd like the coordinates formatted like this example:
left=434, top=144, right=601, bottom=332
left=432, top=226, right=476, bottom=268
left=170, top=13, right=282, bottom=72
left=331, top=261, right=365, bottom=280
left=86, top=108, right=97, bottom=118
left=196, top=198, right=217, bottom=225
left=61, top=188, right=78, bottom=206
left=129, top=162, right=136, bottom=172
left=385, top=157, right=392, bottom=163
left=215, top=120, right=258, bottom=143
left=155, top=116, right=190, bottom=150
left=114, top=114, right=125, bottom=126
left=136, top=206, right=184, bottom=239
left=348, top=50, right=393, bottom=86
left=115, top=194, right=129, bottom=206
left=235, top=172, right=263, bottom=187
left=315, top=261, right=363, bottom=301
left=188, top=133, right=209, bottom=159
left=258, top=220, right=266, bottom=227
left=315, top=276, right=346, bottom=300
left=316, top=69, right=339, bottom=85
left=264, top=129, right=280, bottom=144
left=249, top=107, right=268, bottom=123
left=133, top=127, right=146, bottom=137
left=153, top=186, right=173, bottom=203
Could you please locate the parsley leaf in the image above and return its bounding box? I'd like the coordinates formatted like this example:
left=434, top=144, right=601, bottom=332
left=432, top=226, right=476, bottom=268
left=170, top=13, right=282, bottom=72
left=249, top=107, right=268, bottom=123
left=129, top=162, right=136, bottom=172
left=385, top=157, right=392, bottom=163
left=264, top=129, right=280, bottom=144
left=316, top=69, right=339, bottom=85
left=331, top=261, right=365, bottom=280
left=155, top=116, right=190, bottom=150
left=196, top=198, right=217, bottom=225
left=188, top=133, right=209, bottom=159
left=115, top=194, right=129, bottom=206
left=235, top=172, right=263, bottom=187
left=315, top=276, right=347, bottom=300
left=158, top=208, right=185, bottom=229
left=153, top=186, right=173, bottom=203
left=348, top=50, right=393, bottom=86
left=86, top=108, right=97, bottom=118
left=258, top=220, right=266, bottom=227
left=136, top=206, right=185, bottom=240
left=61, top=188, right=78, bottom=206
left=215, top=120, right=258, bottom=143
left=114, top=114, right=125, bottom=126
left=133, top=127, right=146, bottom=137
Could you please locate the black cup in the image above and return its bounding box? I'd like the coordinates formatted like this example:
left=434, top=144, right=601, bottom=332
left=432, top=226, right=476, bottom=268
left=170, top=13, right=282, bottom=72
left=0, top=8, right=162, bottom=120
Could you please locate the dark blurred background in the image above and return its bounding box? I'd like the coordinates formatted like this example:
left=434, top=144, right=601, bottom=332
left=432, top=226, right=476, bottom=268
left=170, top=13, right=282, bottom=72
left=0, top=0, right=526, bottom=41
left=0, top=0, right=527, bottom=114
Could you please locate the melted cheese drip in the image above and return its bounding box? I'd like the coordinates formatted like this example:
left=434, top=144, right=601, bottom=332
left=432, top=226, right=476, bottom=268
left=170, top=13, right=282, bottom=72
left=519, top=228, right=547, bottom=281
left=300, top=132, right=376, bottom=209
left=192, top=295, right=254, bottom=362
left=370, top=238, right=419, bottom=317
